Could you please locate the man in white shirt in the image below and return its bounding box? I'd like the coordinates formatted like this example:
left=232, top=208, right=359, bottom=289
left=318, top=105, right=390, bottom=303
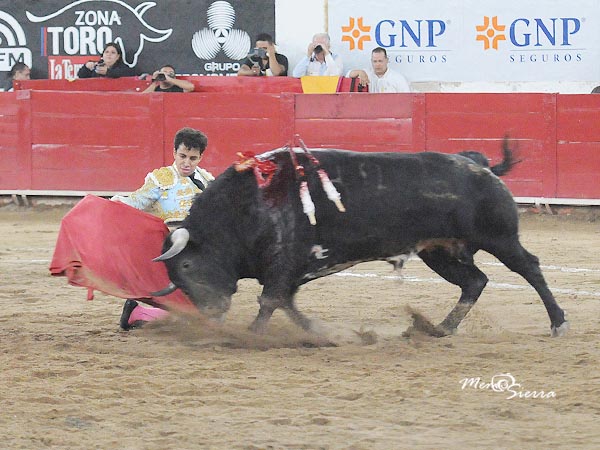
left=292, top=33, right=343, bottom=77
left=347, top=47, right=410, bottom=93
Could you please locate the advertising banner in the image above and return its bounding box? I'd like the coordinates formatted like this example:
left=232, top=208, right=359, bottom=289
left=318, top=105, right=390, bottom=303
left=328, top=0, right=600, bottom=82
left=0, top=0, right=275, bottom=83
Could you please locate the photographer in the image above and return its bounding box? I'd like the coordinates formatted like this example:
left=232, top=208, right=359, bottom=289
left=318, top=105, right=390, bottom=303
left=237, top=33, right=288, bottom=77
left=292, top=33, right=343, bottom=77
left=142, top=64, right=194, bottom=93
left=77, top=42, right=136, bottom=79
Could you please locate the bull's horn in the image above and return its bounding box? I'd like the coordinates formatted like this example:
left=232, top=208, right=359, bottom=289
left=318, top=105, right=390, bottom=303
left=153, top=228, right=190, bottom=261
left=150, top=282, right=177, bottom=297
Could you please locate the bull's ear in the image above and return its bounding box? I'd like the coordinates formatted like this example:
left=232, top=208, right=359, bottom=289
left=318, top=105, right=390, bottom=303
left=154, top=228, right=190, bottom=261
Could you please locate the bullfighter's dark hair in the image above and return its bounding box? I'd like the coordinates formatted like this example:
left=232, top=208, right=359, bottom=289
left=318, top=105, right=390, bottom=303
left=256, top=33, right=274, bottom=44
left=372, top=47, right=388, bottom=58
left=173, top=127, right=208, bottom=154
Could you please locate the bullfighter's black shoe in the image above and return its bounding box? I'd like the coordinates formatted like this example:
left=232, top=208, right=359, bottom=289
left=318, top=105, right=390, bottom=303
left=120, top=299, right=139, bottom=330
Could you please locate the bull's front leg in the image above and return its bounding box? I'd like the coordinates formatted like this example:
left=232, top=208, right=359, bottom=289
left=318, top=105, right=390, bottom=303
left=249, top=268, right=306, bottom=333
left=248, top=294, right=282, bottom=334
left=248, top=294, right=314, bottom=334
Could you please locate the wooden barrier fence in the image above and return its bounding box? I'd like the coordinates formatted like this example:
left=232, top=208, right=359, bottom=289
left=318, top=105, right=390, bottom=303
left=2, top=78, right=600, bottom=203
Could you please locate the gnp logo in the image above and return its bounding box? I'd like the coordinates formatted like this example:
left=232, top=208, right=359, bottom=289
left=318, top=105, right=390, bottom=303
left=0, top=11, right=32, bottom=72
left=191, top=1, right=251, bottom=74
left=26, top=0, right=172, bottom=67
left=342, top=16, right=448, bottom=64
left=476, top=15, right=582, bottom=58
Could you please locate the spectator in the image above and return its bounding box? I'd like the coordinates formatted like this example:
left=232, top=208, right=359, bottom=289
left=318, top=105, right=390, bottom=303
left=292, top=32, right=343, bottom=77
left=347, top=47, right=410, bottom=93
left=238, top=33, right=288, bottom=76
left=111, top=127, right=214, bottom=330
left=591, top=86, right=600, bottom=94
left=142, top=64, right=195, bottom=93
left=4, top=62, right=30, bottom=91
left=77, top=42, right=136, bottom=79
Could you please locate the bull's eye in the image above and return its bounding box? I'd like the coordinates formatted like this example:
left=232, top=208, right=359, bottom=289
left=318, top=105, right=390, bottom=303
left=182, top=261, right=191, bottom=270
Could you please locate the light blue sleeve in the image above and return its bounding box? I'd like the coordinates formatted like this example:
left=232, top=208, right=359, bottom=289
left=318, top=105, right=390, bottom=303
left=111, top=177, right=162, bottom=211
left=324, top=53, right=344, bottom=76
left=292, top=56, right=310, bottom=78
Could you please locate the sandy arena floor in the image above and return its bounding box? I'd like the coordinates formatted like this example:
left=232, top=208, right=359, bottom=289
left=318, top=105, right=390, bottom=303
left=0, top=203, right=599, bottom=449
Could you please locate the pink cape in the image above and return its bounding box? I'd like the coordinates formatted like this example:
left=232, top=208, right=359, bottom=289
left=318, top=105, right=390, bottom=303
left=49, top=195, right=195, bottom=312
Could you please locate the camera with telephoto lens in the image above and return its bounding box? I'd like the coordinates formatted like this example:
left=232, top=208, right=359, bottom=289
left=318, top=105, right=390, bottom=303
left=247, top=47, right=267, bottom=62
left=152, top=73, right=167, bottom=82
left=313, top=45, right=323, bottom=54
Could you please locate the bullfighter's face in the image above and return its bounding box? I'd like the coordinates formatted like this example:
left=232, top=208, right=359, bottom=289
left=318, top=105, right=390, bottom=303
left=173, top=145, right=202, bottom=177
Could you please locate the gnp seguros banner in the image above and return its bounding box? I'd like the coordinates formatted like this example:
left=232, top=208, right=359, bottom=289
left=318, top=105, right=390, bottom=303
left=328, top=0, right=600, bottom=82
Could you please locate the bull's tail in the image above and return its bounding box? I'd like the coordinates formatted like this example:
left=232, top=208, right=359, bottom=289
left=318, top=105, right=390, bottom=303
left=490, top=135, right=521, bottom=176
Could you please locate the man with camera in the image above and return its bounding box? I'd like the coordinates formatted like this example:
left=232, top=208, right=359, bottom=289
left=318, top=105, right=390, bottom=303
left=142, top=64, right=195, bottom=93
left=237, top=33, right=288, bottom=77
left=292, top=33, right=343, bottom=77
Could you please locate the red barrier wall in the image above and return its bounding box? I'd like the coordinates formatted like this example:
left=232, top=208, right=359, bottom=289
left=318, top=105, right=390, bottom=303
left=423, top=93, right=558, bottom=198
left=294, top=93, right=423, bottom=152
left=0, top=92, right=27, bottom=189
left=2, top=86, right=600, bottom=201
left=556, top=95, right=600, bottom=198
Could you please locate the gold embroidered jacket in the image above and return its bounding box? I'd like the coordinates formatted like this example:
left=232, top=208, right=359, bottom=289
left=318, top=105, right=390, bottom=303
left=112, top=164, right=214, bottom=223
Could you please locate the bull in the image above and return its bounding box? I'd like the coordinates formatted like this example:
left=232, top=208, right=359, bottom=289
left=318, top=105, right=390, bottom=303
left=153, top=140, right=568, bottom=337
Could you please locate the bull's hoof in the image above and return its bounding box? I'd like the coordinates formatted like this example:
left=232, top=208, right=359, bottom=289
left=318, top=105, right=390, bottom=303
left=551, top=321, right=570, bottom=337
left=248, top=320, right=268, bottom=335
left=402, top=324, right=451, bottom=338
left=402, top=310, right=454, bottom=338
left=301, top=340, right=338, bottom=348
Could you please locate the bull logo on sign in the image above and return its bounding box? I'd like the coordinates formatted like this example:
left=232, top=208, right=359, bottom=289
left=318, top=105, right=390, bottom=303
left=25, top=0, right=172, bottom=67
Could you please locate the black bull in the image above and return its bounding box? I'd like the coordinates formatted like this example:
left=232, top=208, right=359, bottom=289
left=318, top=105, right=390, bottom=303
left=153, top=146, right=568, bottom=337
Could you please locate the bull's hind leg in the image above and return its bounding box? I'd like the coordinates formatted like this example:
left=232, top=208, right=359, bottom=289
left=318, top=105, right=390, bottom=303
left=417, top=247, right=488, bottom=336
left=486, top=239, right=568, bottom=337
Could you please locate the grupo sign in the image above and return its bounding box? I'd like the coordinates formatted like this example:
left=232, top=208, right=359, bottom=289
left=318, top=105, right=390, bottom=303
left=0, top=0, right=275, bottom=82
left=329, top=0, right=600, bottom=82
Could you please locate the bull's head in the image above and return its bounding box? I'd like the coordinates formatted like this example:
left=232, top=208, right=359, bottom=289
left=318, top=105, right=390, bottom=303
left=152, top=228, right=235, bottom=319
